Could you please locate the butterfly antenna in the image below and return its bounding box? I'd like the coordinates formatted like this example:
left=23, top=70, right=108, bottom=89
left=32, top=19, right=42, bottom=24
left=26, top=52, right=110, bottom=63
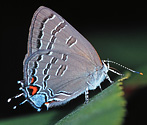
left=103, top=60, right=143, bottom=75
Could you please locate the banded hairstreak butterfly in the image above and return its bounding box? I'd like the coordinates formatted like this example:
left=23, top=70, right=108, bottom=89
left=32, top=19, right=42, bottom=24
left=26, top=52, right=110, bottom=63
left=8, top=6, right=143, bottom=111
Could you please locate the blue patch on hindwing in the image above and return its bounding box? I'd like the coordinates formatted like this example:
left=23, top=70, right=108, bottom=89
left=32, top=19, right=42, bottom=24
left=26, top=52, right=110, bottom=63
left=30, top=94, right=46, bottom=108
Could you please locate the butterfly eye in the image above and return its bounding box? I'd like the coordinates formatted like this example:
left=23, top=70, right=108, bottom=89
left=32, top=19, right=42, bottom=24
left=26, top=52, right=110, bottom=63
left=28, top=86, right=39, bottom=95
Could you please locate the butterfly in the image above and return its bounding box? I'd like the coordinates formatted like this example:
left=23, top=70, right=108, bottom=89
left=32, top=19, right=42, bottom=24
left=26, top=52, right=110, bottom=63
left=8, top=6, right=142, bottom=111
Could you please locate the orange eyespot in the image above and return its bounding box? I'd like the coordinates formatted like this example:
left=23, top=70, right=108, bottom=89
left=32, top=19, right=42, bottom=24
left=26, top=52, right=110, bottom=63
left=30, top=77, right=35, bottom=84
left=29, top=86, right=38, bottom=95
left=45, top=100, right=55, bottom=105
left=45, top=102, right=49, bottom=105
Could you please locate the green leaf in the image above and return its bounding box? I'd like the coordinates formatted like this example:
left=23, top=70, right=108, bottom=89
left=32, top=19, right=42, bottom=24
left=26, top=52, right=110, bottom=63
left=56, top=80, right=126, bottom=125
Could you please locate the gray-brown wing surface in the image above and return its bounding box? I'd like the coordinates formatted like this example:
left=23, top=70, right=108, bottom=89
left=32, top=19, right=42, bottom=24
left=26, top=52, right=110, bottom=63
left=27, top=6, right=102, bottom=68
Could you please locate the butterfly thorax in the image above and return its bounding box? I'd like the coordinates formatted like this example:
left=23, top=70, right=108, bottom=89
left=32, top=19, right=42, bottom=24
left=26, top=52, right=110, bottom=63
left=88, top=62, right=108, bottom=90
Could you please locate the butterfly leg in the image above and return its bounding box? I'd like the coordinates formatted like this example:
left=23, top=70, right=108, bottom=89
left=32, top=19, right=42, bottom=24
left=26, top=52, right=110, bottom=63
left=105, top=60, right=114, bottom=84
left=84, top=87, right=89, bottom=104
left=106, top=74, right=114, bottom=84
left=99, top=85, right=103, bottom=91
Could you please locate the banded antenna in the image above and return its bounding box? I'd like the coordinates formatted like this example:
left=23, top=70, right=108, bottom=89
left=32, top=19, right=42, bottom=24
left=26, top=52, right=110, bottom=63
left=103, top=60, right=143, bottom=75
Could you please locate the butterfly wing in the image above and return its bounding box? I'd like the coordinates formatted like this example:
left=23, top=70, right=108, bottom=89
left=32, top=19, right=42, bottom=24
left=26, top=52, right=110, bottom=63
left=24, top=49, right=93, bottom=106
left=27, top=6, right=102, bottom=68
left=23, top=6, right=103, bottom=109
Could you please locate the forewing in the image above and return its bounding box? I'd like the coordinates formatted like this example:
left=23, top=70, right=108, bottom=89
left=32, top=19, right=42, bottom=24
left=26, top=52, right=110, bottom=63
left=27, top=6, right=102, bottom=68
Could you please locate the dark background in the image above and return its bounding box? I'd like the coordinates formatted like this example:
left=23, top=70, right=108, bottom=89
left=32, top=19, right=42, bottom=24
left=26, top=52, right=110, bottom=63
left=0, top=1, right=147, bottom=124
